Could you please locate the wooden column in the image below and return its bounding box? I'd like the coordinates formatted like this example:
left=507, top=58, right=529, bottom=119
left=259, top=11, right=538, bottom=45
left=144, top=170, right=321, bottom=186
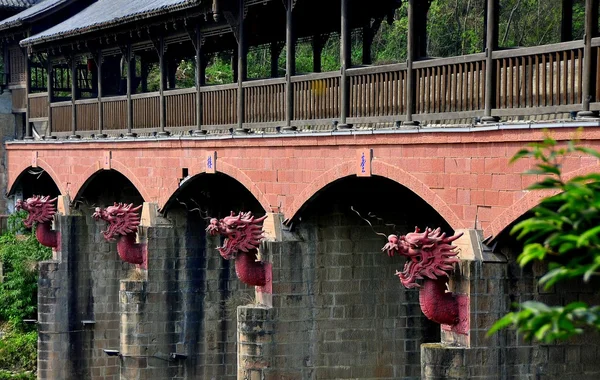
left=193, top=26, right=206, bottom=135
left=283, top=0, right=296, bottom=131
left=578, top=0, right=599, bottom=117
left=362, top=24, right=374, bottom=65
left=70, top=57, right=80, bottom=138
left=338, top=0, right=352, bottom=129
left=404, top=0, right=418, bottom=126
left=481, top=0, right=499, bottom=123
left=141, top=57, right=149, bottom=93
left=125, top=45, right=135, bottom=137
left=97, top=51, right=106, bottom=138
left=24, top=49, right=32, bottom=139
left=270, top=42, right=283, bottom=78
left=236, top=0, right=248, bottom=133
left=561, top=0, right=573, bottom=42
left=47, top=56, right=53, bottom=138
left=312, top=35, right=323, bottom=73
left=158, top=37, right=169, bottom=135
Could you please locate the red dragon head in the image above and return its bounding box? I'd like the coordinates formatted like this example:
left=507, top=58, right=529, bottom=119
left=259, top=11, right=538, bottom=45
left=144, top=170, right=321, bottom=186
left=206, top=211, right=267, bottom=260
left=15, top=195, right=57, bottom=228
left=93, top=203, right=141, bottom=241
left=382, top=227, right=463, bottom=289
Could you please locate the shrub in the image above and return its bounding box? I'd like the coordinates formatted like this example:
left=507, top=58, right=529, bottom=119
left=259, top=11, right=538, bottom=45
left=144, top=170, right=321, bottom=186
left=0, top=212, right=52, bottom=325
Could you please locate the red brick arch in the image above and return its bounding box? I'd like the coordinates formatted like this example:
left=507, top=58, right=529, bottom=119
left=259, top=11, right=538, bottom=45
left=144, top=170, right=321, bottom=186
left=285, top=159, right=465, bottom=230
left=157, top=161, right=271, bottom=213
left=71, top=160, right=151, bottom=203
left=7, top=158, right=66, bottom=196
left=485, top=162, right=600, bottom=239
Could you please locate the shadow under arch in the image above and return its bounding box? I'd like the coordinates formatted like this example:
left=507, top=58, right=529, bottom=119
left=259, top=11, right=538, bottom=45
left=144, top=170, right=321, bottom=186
left=7, top=165, right=61, bottom=200
left=292, top=174, right=453, bottom=235
left=72, top=169, right=145, bottom=210
left=161, top=172, right=265, bottom=219
left=286, top=159, right=463, bottom=230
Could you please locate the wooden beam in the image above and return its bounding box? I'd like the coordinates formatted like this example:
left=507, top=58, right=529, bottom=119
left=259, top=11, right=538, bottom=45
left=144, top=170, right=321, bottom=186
left=482, top=0, right=499, bottom=122
left=561, top=0, right=573, bottom=42
left=97, top=51, right=105, bottom=138
left=193, top=25, right=206, bottom=135
left=283, top=0, right=295, bottom=131
left=338, top=0, right=352, bottom=129
left=157, top=36, right=169, bottom=135
left=270, top=41, right=284, bottom=78
left=125, top=44, right=135, bottom=136
left=69, top=57, right=80, bottom=138
left=47, top=56, right=53, bottom=138
left=404, top=0, right=418, bottom=126
left=236, top=0, right=248, bottom=133
left=578, top=0, right=599, bottom=117
left=312, top=35, right=324, bottom=73
left=24, top=47, right=32, bottom=139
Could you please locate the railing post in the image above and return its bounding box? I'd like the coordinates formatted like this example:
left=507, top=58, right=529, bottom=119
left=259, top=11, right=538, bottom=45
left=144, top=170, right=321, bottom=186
left=157, top=37, right=169, bottom=136
left=578, top=0, right=599, bottom=118
left=236, top=0, right=249, bottom=133
left=481, top=0, right=500, bottom=123
left=126, top=44, right=136, bottom=137
left=404, top=0, right=419, bottom=126
left=24, top=47, right=32, bottom=139
left=338, top=0, right=352, bottom=129
left=97, top=50, right=106, bottom=138
left=283, top=0, right=296, bottom=131
left=47, top=56, right=53, bottom=138
left=193, top=25, right=206, bottom=136
left=70, top=57, right=80, bottom=139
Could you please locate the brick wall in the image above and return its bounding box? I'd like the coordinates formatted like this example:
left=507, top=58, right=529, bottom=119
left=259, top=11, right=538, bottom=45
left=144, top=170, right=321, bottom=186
left=421, top=237, right=600, bottom=379
left=9, top=127, right=600, bottom=236
left=38, top=215, right=124, bottom=379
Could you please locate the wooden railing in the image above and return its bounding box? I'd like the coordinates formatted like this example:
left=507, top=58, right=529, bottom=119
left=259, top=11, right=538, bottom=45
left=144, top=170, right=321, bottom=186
left=292, top=72, right=340, bottom=124
left=33, top=41, right=600, bottom=137
left=165, top=88, right=196, bottom=129
left=415, top=54, right=486, bottom=118
left=50, top=102, right=72, bottom=134
left=492, top=41, right=583, bottom=117
left=243, top=78, right=286, bottom=125
left=75, top=99, right=99, bottom=132
left=201, top=83, right=237, bottom=127
left=29, top=93, right=48, bottom=119
left=348, top=64, right=407, bottom=122
left=102, top=96, right=127, bottom=131
left=132, top=92, right=159, bottom=129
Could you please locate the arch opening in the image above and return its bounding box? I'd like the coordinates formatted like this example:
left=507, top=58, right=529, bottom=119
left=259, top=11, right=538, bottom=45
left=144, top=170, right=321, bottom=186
left=7, top=166, right=61, bottom=212
left=74, top=169, right=144, bottom=211
left=162, top=172, right=264, bottom=221
left=294, top=175, right=452, bottom=234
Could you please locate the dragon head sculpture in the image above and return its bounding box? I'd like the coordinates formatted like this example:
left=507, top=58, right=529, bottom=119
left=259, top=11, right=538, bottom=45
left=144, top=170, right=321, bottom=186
left=206, top=211, right=267, bottom=260
left=93, top=203, right=142, bottom=241
left=382, top=227, right=463, bottom=289
left=16, top=195, right=57, bottom=228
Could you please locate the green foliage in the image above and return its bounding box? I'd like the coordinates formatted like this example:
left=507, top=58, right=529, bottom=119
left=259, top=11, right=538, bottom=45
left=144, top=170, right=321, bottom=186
left=0, top=371, right=35, bottom=380
left=0, top=214, right=52, bottom=325
left=489, top=136, right=600, bottom=342
left=0, top=326, right=37, bottom=374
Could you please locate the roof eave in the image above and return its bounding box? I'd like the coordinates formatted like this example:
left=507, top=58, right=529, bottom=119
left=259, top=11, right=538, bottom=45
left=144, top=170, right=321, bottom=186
left=22, top=2, right=199, bottom=48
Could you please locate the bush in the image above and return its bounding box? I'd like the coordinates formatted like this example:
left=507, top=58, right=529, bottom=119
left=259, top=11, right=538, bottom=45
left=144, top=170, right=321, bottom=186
left=489, top=136, right=600, bottom=342
left=0, top=212, right=52, bottom=325
left=0, top=325, right=37, bottom=373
